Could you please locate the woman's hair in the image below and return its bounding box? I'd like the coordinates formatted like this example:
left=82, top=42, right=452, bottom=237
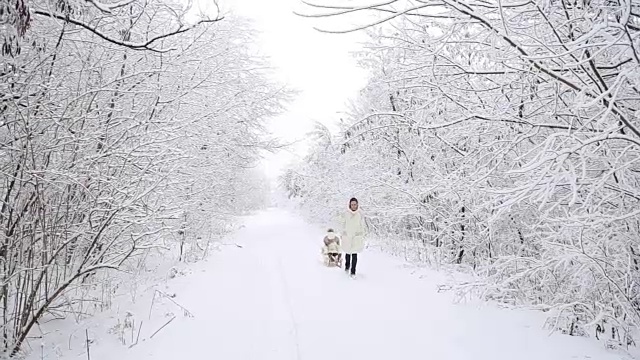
left=327, top=228, right=334, bottom=232
left=349, top=197, right=358, bottom=204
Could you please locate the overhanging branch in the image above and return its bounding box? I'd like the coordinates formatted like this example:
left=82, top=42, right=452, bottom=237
left=33, top=10, right=224, bottom=52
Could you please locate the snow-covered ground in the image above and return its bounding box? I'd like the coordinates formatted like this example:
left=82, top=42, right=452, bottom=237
left=27, top=208, right=634, bottom=360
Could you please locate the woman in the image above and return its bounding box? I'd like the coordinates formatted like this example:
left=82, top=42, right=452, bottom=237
left=340, top=197, right=366, bottom=278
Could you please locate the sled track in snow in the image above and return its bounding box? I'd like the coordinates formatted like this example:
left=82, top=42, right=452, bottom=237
left=276, top=256, right=303, bottom=360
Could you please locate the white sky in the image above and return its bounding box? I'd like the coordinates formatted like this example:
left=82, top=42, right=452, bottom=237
left=220, top=0, right=370, bottom=182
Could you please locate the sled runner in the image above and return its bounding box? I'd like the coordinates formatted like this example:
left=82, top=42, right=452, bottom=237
left=322, top=248, right=343, bottom=267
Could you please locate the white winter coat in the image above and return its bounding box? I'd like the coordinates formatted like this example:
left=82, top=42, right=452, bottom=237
left=340, top=209, right=366, bottom=254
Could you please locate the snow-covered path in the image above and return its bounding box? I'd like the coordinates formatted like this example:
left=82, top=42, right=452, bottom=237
left=88, top=208, right=626, bottom=360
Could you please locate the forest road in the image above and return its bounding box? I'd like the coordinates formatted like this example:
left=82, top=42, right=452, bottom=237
left=118, top=208, right=627, bottom=360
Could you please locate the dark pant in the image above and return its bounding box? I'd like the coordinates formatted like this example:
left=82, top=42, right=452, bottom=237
left=345, top=253, right=358, bottom=275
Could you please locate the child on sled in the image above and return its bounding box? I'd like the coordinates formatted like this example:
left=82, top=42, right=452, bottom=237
left=321, top=229, right=342, bottom=267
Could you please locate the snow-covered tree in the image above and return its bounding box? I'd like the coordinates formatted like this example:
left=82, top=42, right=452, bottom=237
left=287, top=0, right=640, bottom=350
left=1, top=2, right=287, bottom=355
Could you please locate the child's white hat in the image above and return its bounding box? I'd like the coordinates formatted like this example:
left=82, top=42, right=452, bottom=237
left=326, top=228, right=335, bottom=239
